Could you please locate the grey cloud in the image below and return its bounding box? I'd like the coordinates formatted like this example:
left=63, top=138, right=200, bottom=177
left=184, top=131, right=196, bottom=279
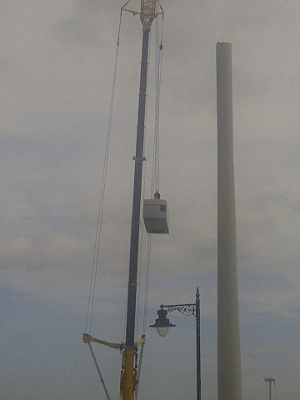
left=54, top=17, right=103, bottom=47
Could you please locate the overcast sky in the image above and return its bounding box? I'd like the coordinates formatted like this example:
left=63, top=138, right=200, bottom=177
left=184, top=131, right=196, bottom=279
left=1, top=1, right=300, bottom=399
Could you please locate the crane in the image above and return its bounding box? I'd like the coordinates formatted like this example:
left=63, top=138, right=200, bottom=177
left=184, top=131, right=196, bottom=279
left=83, top=2, right=164, bottom=400
left=122, top=2, right=161, bottom=399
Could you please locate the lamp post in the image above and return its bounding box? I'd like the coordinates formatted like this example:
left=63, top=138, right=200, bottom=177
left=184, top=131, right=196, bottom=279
left=150, top=288, right=201, bottom=400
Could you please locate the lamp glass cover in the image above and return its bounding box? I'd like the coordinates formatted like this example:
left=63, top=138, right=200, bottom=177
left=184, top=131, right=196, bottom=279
left=156, top=326, right=169, bottom=337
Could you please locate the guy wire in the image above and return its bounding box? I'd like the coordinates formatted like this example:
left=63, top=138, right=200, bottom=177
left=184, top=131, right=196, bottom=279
left=85, top=9, right=123, bottom=334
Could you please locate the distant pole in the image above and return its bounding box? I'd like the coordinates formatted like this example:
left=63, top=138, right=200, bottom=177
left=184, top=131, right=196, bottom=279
left=216, top=42, right=242, bottom=400
left=264, top=377, right=275, bottom=400
left=196, top=288, right=201, bottom=400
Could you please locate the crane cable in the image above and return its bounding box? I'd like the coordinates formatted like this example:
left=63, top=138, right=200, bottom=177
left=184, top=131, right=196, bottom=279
left=83, top=9, right=125, bottom=400
left=88, top=342, right=111, bottom=400
left=273, top=380, right=280, bottom=400
left=152, top=7, right=164, bottom=196
left=85, top=5, right=123, bottom=338
left=141, top=7, right=164, bottom=335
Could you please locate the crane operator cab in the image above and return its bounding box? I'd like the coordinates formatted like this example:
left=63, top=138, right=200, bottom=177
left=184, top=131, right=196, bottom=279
left=143, top=191, right=169, bottom=234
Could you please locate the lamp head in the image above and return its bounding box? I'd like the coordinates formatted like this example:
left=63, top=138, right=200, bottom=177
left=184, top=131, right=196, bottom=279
left=149, top=308, right=176, bottom=337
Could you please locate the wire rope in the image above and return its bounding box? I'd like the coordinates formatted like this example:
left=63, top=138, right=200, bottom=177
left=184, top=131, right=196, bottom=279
left=85, top=9, right=123, bottom=335
left=137, top=11, right=164, bottom=340
left=152, top=11, right=164, bottom=196
left=274, top=381, right=280, bottom=400
left=88, top=343, right=111, bottom=400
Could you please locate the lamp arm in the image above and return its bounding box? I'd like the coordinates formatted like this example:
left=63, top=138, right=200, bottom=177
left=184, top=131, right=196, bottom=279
left=160, top=303, right=197, bottom=317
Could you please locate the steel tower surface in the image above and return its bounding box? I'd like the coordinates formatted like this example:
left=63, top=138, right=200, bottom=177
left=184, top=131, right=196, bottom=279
left=217, top=42, right=242, bottom=400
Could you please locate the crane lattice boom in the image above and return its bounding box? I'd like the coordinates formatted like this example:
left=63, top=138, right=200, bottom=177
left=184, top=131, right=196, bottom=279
left=141, top=0, right=157, bottom=29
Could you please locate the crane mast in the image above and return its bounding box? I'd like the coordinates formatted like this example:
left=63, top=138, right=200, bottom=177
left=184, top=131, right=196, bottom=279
left=121, top=2, right=160, bottom=400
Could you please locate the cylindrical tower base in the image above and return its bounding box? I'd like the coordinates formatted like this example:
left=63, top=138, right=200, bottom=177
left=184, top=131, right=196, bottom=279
left=217, top=42, right=242, bottom=400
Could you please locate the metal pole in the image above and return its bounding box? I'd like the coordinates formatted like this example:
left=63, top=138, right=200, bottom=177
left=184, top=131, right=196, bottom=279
left=196, top=288, right=201, bottom=400
left=216, top=42, right=242, bottom=400
left=125, top=27, right=150, bottom=348
left=122, top=27, right=150, bottom=400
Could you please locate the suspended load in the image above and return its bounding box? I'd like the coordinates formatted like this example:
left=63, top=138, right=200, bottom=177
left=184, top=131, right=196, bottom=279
left=143, top=192, right=169, bottom=234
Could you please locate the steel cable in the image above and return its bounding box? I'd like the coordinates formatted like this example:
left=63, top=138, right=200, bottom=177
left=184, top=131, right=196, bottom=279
left=85, top=9, right=123, bottom=335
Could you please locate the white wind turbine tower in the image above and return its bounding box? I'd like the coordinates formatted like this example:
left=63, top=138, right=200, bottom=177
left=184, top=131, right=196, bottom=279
left=264, top=376, right=277, bottom=400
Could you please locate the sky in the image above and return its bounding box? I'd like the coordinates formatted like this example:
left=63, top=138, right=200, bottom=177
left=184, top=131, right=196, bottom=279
left=1, top=0, right=300, bottom=399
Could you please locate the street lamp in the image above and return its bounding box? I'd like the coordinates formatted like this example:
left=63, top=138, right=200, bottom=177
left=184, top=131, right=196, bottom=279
left=150, top=288, right=201, bottom=400
left=149, top=307, right=176, bottom=337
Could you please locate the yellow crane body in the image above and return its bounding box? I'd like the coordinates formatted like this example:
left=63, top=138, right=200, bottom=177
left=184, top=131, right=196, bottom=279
left=120, top=347, right=137, bottom=400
